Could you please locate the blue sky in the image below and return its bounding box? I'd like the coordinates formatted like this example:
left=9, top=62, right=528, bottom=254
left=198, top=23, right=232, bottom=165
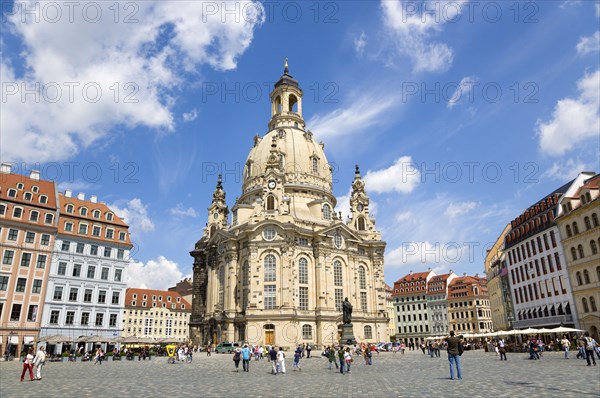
left=1, top=1, right=599, bottom=288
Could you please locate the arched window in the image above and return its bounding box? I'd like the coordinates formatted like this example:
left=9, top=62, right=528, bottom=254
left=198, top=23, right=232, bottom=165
left=218, top=265, right=225, bottom=307
left=590, top=296, right=597, bottom=312
left=266, top=195, right=275, bottom=211
left=358, top=266, right=366, bottom=289
left=576, top=271, right=583, bottom=285
left=275, top=96, right=282, bottom=113
left=357, top=217, right=366, bottom=231
left=93, top=210, right=101, bottom=218
left=566, top=225, right=572, bottom=237
left=333, top=260, right=343, bottom=286
left=572, top=222, right=579, bottom=235
left=302, top=324, right=312, bottom=340
left=584, top=216, right=592, bottom=230
left=583, top=269, right=590, bottom=284
left=288, top=94, right=298, bottom=113
left=592, top=213, right=599, bottom=227
left=364, top=325, right=373, bottom=339
left=322, top=204, right=331, bottom=220
left=312, top=157, right=318, bottom=174
left=279, top=154, right=285, bottom=169
left=264, top=254, right=276, bottom=282
left=582, top=298, right=589, bottom=313
left=578, top=244, right=585, bottom=259
left=80, top=207, right=88, bottom=216
left=591, top=240, right=598, bottom=255
left=246, top=162, right=252, bottom=179
left=571, top=247, right=577, bottom=261
left=597, top=266, right=600, bottom=282
left=298, top=258, right=308, bottom=284
left=66, top=204, right=74, bottom=213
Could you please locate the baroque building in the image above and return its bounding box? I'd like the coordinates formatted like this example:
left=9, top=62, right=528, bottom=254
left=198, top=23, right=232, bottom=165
left=485, top=224, right=515, bottom=331
left=189, top=62, right=388, bottom=348
left=447, top=275, right=492, bottom=334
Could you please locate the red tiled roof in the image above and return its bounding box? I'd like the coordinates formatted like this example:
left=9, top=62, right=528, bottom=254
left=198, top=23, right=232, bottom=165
left=125, top=288, right=191, bottom=311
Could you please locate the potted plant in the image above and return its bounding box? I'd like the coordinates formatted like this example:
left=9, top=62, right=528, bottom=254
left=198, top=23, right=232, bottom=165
left=76, top=352, right=82, bottom=362
left=107, top=351, right=113, bottom=361
left=62, top=351, right=70, bottom=362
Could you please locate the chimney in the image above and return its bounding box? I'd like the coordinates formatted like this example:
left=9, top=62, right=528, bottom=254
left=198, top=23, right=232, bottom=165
left=90, top=195, right=97, bottom=203
left=449, top=269, right=453, bottom=274
left=463, top=272, right=467, bottom=276
left=77, top=192, right=85, bottom=200
left=29, top=170, right=40, bottom=181
left=65, top=189, right=72, bottom=198
left=0, top=163, right=12, bottom=173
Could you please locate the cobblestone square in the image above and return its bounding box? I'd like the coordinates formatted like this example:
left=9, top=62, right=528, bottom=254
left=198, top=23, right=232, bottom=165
left=1, top=350, right=599, bottom=397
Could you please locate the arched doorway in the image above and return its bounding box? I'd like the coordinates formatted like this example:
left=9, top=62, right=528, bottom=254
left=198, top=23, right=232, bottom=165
left=264, top=324, right=275, bottom=346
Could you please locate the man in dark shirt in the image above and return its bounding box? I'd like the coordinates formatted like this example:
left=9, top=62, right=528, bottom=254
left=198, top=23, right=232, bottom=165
left=444, top=331, right=463, bottom=380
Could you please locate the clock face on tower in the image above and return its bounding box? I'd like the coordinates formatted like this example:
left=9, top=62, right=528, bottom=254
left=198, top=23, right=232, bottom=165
left=268, top=180, right=277, bottom=190
left=357, top=203, right=364, bottom=212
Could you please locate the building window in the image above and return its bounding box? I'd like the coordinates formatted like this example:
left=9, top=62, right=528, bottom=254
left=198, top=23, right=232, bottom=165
left=109, top=313, right=118, bottom=327
left=10, top=304, right=21, bottom=321
left=2, top=250, right=14, bottom=265
left=61, top=240, right=70, bottom=251
left=25, top=231, right=35, bottom=243
left=0, top=275, right=10, bottom=290
left=117, top=249, right=124, bottom=259
left=57, top=261, right=67, bottom=275
left=41, top=234, right=50, bottom=245
left=13, top=207, right=23, bottom=218
left=104, top=247, right=112, bottom=258
left=8, top=229, right=18, bottom=240
left=101, top=267, right=109, bottom=280
left=65, top=311, right=75, bottom=325
left=90, top=245, right=98, bottom=256
left=66, top=204, right=74, bottom=213
left=80, top=207, right=88, bottom=216
left=357, top=217, right=366, bottom=231
left=27, top=305, right=38, bottom=322
left=84, top=289, right=93, bottom=303
left=72, top=264, right=81, bottom=277
left=81, top=312, right=90, bottom=325
left=106, top=229, right=114, bottom=239
left=64, top=222, right=73, bottom=232
left=264, top=254, right=276, bottom=282
left=114, top=269, right=122, bottom=282
left=311, top=157, right=318, bottom=173
left=573, top=222, right=579, bottom=235
left=36, top=254, right=46, bottom=269
left=98, top=290, right=106, bottom=304
left=76, top=242, right=84, bottom=254
left=266, top=195, right=275, bottom=211
left=95, top=313, right=104, bottom=327
left=44, top=213, right=54, bottom=224
left=93, top=210, right=101, bottom=218
left=92, top=226, right=101, bottom=237
left=591, top=297, right=598, bottom=312
left=322, top=204, right=331, bottom=220
left=582, top=298, right=589, bottom=313
left=591, top=240, right=598, bottom=255
left=69, top=288, right=78, bottom=302
left=0, top=204, right=5, bottom=215
left=358, top=266, right=366, bottom=289
left=583, top=270, right=590, bottom=284
left=218, top=265, right=225, bottom=307
left=302, top=324, right=312, bottom=340
left=360, top=291, right=368, bottom=312
left=87, top=266, right=96, bottom=279
left=29, top=210, right=39, bottom=222
left=298, top=258, right=308, bottom=284
left=263, top=227, right=277, bottom=241
left=7, top=189, right=16, bottom=197
left=335, top=288, right=343, bottom=311
left=333, top=260, right=343, bottom=286
left=264, top=285, right=276, bottom=309
left=49, top=310, right=60, bottom=324
left=20, top=253, right=32, bottom=267
left=364, top=325, right=372, bottom=339
left=78, top=224, right=88, bottom=235
left=15, top=277, right=27, bottom=292
left=299, top=286, right=309, bottom=310
left=119, top=232, right=126, bottom=241
left=53, top=286, right=63, bottom=301
left=578, top=245, right=585, bottom=259
left=107, top=213, right=113, bottom=221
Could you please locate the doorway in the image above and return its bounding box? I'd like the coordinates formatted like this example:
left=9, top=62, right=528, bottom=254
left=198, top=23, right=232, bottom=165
left=264, top=324, right=275, bottom=346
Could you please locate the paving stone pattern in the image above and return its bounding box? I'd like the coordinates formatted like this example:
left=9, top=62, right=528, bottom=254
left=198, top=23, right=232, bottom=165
left=1, top=350, right=599, bottom=397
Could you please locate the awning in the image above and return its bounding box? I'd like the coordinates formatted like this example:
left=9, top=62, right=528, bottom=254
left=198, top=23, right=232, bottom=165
left=9, top=336, right=19, bottom=344
left=24, top=336, right=35, bottom=344
left=0, top=336, right=3, bottom=344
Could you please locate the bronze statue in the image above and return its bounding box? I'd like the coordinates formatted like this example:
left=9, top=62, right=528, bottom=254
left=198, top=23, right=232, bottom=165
left=342, top=297, right=352, bottom=324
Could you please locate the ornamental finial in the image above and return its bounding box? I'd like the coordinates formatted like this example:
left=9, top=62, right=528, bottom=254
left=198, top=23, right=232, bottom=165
left=284, top=57, right=289, bottom=74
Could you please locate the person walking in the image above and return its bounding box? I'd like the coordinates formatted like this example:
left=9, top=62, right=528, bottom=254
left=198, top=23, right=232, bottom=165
left=344, top=347, right=353, bottom=374
left=293, top=347, right=301, bottom=371
left=20, top=347, right=35, bottom=382
left=33, top=346, right=46, bottom=380
left=581, top=332, right=597, bottom=366
left=560, top=335, right=571, bottom=359
left=498, top=338, right=507, bottom=361
left=241, top=344, right=251, bottom=372
left=233, top=348, right=241, bottom=372
left=338, top=346, right=346, bottom=375
left=306, top=343, right=312, bottom=359
left=206, top=344, right=211, bottom=357
left=269, top=346, right=278, bottom=374
left=327, top=346, right=338, bottom=370
left=444, top=331, right=463, bottom=380
left=276, top=347, right=286, bottom=374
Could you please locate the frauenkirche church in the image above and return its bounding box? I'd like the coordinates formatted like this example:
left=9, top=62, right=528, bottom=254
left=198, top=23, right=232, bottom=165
left=189, top=61, right=388, bottom=347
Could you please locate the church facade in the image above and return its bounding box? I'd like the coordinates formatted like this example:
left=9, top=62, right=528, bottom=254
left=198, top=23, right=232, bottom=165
left=189, top=62, right=388, bottom=348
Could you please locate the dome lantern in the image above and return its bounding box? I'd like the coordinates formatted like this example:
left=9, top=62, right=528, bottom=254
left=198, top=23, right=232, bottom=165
left=269, top=58, right=304, bottom=131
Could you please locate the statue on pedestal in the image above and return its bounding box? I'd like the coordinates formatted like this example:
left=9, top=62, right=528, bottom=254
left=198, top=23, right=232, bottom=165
left=342, top=297, right=353, bottom=324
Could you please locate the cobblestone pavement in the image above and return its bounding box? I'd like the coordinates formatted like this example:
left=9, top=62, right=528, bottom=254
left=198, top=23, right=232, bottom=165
left=1, top=350, right=599, bottom=397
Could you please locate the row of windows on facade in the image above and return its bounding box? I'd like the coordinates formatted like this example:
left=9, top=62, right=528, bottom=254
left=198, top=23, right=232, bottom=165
left=449, top=309, right=491, bottom=320
left=126, top=310, right=187, bottom=317
left=0, top=276, right=46, bottom=295
left=575, top=266, right=600, bottom=286
left=3, top=187, right=49, bottom=203
left=0, top=204, right=54, bottom=224
left=237, top=235, right=370, bottom=256
left=129, top=301, right=185, bottom=309
left=506, top=211, right=556, bottom=245
left=131, top=293, right=182, bottom=303
left=55, top=262, right=123, bottom=282
left=60, top=241, right=126, bottom=259
left=581, top=296, right=598, bottom=313
left=2, top=249, right=47, bottom=269
left=3, top=228, right=52, bottom=246
left=48, top=309, right=118, bottom=327
left=126, top=318, right=186, bottom=327
left=126, top=327, right=185, bottom=336
left=63, top=203, right=116, bottom=222
left=569, top=239, right=600, bottom=262
left=510, top=253, right=563, bottom=285
left=52, top=285, right=121, bottom=305
left=397, top=324, right=429, bottom=334
left=398, top=312, right=429, bottom=323
left=516, top=303, right=571, bottom=321
left=513, top=276, right=568, bottom=305
left=564, top=214, right=599, bottom=238
left=449, top=300, right=490, bottom=308
left=63, top=221, right=127, bottom=241
left=452, top=322, right=492, bottom=331
left=394, top=295, right=428, bottom=303
left=562, top=192, right=595, bottom=213
left=508, top=231, right=558, bottom=265
left=1, top=303, right=39, bottom=322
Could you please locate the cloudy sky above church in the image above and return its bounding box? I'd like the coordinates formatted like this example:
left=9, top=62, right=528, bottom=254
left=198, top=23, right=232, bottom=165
left=2, top=1, right=598, bottom=288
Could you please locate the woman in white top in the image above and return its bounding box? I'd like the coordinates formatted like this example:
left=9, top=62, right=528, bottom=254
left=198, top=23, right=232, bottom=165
left=344, top=348, right=353, bottom=374
left=20, top=347, right=35, bottom=382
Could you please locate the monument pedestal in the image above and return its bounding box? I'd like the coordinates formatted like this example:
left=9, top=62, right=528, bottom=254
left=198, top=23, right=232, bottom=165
left=341, top=323, right=357, bottom=345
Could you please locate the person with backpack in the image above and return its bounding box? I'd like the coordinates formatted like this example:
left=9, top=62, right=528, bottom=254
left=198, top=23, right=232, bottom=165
left=241, top=344, right=251, bottom=372
left=327, top=346, right=338, bottom=370
left=580, top=332, right=597, bottom=366
left=233, top=348, right=241, bottom=372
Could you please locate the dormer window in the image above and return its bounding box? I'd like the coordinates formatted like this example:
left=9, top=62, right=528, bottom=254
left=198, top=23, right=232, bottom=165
left=107, top=213, right=113, bottom=221
left=32, top=186, right=39, bottom=193
left=24, top=192, right=32, bottom=201
left=93, top=210, right=101, bottom=218
left=16, top=183, right=24, bottom=190
left=80, top=207, right=88, bottom=216
left=7, top=189, right=16, bottom=198
left=39, top=195, right=48, bottom=204
left=311, top=157, right=318, bottom=174
left=66, top=204, right=74, bottom=213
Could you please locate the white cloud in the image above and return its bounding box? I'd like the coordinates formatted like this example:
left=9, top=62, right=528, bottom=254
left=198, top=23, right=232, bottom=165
left=380, top=0, right=463, bottom=73
left=1, top=1, right=264, bottom=162
left=182, top=109, right=198, bottom=122
left=169, top=203, right=199, bottom=218
left=363, top=156, right=421, bottom=194
left=447, top=76, right=478, bottom=108
left=444, top=201, right=479, bottom=218
left=308, top=94, right=396, bottom=140
left=111, top=198, right=155, bottom=234
left=542, top=158, right=591, bottom=181
left=395, top=211, right=412, bottom=222
left=354, top=31, right=367, bottom=56
left=536, top=69, right=600, bottom=155
left=576, top=31, right=600, bottom=54
left=127, top=256, right=189, bottom=290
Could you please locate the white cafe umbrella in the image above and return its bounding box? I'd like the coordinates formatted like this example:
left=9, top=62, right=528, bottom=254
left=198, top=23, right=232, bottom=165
left=550, top=326, right=583, bottom=334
